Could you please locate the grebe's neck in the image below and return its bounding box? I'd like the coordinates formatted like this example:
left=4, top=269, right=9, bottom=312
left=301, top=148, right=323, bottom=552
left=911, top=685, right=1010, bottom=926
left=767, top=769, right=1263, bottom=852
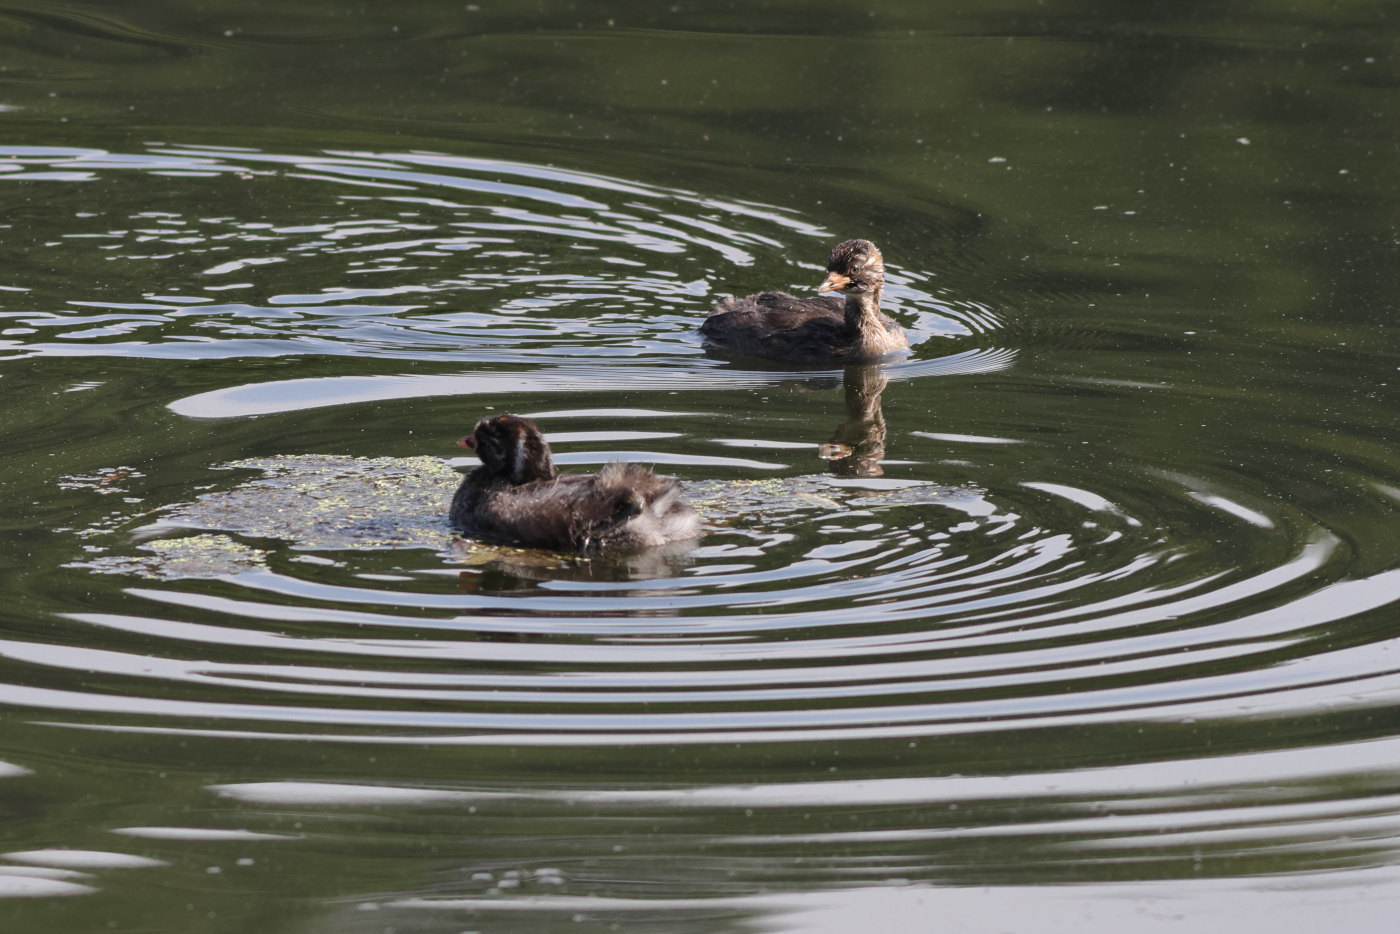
left=843, top=284, right=884, bottom=334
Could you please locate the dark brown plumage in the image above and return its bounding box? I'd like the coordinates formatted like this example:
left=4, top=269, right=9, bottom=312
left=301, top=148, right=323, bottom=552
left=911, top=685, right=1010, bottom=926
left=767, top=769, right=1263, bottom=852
left=449, top=415, right=700, bottom=551
left=700, top=239, right=909, bottom=365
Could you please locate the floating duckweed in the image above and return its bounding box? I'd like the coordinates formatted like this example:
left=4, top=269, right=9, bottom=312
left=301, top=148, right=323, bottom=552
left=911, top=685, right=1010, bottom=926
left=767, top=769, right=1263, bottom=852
left=66, top=455, right=978, bottom=580
left=67, top=534, right=269, bottom=580
left=154, top=455, right=461, bottom=551
left=684, top=477, right=844, bottom=519
left=447, top=537, right=585, bottom=569
left=58, top=466, right=146, bottom=495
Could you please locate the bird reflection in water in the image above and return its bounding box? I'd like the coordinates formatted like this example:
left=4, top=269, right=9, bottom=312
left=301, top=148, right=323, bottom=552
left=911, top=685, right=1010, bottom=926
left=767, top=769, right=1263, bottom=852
left=818, top=364, right=889, bottom=478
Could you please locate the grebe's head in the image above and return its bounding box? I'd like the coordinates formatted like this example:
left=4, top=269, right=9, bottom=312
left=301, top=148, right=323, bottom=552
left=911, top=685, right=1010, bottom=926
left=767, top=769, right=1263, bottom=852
left=457, top=414, right=557, bottom=484
left=818, top=239, right=885, bottom=295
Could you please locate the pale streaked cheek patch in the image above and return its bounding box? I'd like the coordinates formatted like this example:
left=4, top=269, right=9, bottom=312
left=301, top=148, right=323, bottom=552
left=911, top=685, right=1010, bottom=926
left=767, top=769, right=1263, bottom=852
left=510, top=427, right=528, bottom=481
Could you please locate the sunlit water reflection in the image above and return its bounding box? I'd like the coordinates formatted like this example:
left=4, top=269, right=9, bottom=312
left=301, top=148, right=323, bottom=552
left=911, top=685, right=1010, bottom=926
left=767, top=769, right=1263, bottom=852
left=3, top=141, right=1400, bottom=925
left=0, top=145, right=983, bottom=362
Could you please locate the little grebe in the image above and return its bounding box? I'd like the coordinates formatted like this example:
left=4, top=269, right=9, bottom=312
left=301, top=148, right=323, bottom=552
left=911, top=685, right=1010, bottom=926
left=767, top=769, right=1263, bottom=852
left=449, top=414, right=700, bottom=550
left=700, top=239, right=909, bottom=365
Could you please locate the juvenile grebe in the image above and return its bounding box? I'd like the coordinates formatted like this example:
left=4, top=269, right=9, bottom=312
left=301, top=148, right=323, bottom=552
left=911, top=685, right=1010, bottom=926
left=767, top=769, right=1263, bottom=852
left=700, top=238, right=909, bottom=364
left=449, top=414, right=700, bottom=550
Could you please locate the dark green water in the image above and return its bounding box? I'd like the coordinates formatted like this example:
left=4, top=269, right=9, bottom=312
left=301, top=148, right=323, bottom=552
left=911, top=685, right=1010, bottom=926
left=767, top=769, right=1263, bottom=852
left=2, top=1, right=1400, bottom=930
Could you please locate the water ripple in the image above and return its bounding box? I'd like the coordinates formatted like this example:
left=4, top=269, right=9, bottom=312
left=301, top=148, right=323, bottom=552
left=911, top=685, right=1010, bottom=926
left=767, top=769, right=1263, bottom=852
left=0, top=144, right=987, bottom=366
left=6, top=141, right=1399, bottom=891
left=41, top=430, right=1394, bottom=749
